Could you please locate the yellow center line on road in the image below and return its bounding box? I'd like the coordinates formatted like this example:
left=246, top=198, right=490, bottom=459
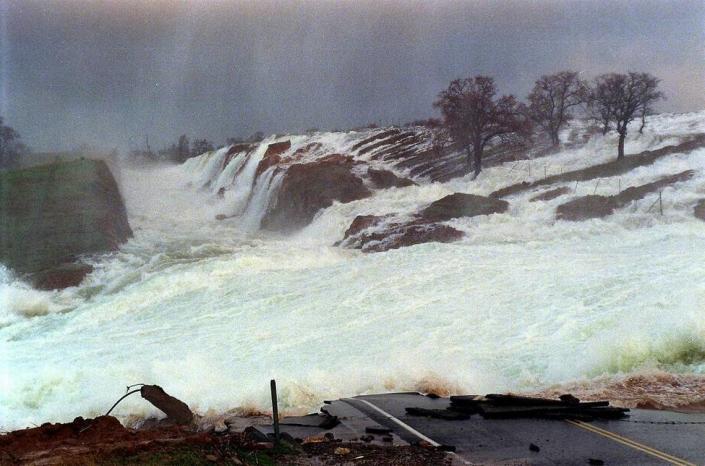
left=566, top=419, right=696, bottom=466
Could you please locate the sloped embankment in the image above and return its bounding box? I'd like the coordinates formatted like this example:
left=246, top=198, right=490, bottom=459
left=556, top=170, right=694, bottom=221
left=0, top=159, right=132, bottom=289
left=490, top=135, right=705, bottom=199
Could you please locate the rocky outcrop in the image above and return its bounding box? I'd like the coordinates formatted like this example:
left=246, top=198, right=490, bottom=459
left=557, top=170, right=694, bottom=221
left=260, top=155, right=371, bottom=232
left=419, top=193, right=509, bottom=221
left=339, top=216, right=463, bottom=252
left=530, top=187, right=572, bottom=202
left=367, top=168, right=416, bottom=189
left=0, top=159, right=132, bottom=289
left=339, top=193, right=507, bottom=252
left=255, top=140, right=291, bottom=177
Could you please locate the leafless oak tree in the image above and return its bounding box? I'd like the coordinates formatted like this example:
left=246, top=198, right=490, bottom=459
left=588, top=72, right=664, bottom=160
left=434, top=76, right=528, bottom=177
left=526, top=71, right=588, bottom=146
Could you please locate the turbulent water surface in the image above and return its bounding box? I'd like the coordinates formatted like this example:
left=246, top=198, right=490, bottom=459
left=2, top=113, right=705, bottom=430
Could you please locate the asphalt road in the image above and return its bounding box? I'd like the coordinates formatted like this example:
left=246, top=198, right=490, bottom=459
left=341, top=393, right=705, bottom=465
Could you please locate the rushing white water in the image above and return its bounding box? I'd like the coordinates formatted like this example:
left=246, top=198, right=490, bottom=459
left=2, top=112, right=705, bottom=430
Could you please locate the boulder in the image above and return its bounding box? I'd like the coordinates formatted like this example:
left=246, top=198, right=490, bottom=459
left=419, top=193, right=509, bottom=222
left=260, top=157, right=371, bottom=232
left=0, top=159, right=132, bottom=289
left=556, top=195, right=617, bottom=221
left=340, top=215, right=389, bottom=241
left=363, top=223, right=464, bottom=252
left=367, top=168, right=416, bottom=189
left=339, top=217, right=463, bottom=253
left=32, top=263, right=94, bottom=290
left=337, top=192, right=509, bottom=252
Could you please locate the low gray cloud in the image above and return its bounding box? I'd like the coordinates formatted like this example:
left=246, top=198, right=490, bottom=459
left=2, top=0, right=703, bottom=151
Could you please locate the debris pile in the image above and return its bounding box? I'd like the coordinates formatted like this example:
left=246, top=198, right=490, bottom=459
left=407, top=394, right=629, bottom=421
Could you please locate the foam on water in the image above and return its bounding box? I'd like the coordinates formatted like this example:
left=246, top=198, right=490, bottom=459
left=2, top=113, right=705, bottom=430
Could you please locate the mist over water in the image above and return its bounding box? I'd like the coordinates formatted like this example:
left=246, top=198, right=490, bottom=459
left=2, top=113, right=705, bottom=430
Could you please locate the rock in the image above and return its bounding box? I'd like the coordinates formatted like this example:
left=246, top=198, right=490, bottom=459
left=337, top=192, right=507, bottom=253
left=529, top=443, right=540, bottom=452
left=556, top=195, right=617, bottom=221
left=334, top=447, right=351, bottom=455
left=367, top=223, right=464, bottom=252
left=341, top=219, right=464, bottom=253
left=264, top=140, right=291, bottom=158
left=694, top=199, right=705, bottom=221
left=32, top=263, right=94, bottom=290
left=367, top=168, right=416, bottom=189
left=140, top=385, right=194, bottom=425
left=255, top=140, right=291, bottom=177
left=0, top=159, right=132, bottom=289
left=529, top=186, right=571, bottom=202
left=419, top=193, right=509, bottom=222
left=557, top=170, right=694, bottom=221
left=341, top=215, right=389, bottom=240
left=261, top=157, right=371, bottom=232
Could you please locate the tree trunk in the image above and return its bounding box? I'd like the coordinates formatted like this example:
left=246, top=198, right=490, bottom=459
left=602, top=121, right=609, bottom=135
left=465, top=145, right=473, bottom=172
left=639, top=113, right=646, bottom=134
left=617, top=132, right=626, bottom=160
left=473, top=140, right=482, bottom=177
left=550, top=130, right=560, bottom=147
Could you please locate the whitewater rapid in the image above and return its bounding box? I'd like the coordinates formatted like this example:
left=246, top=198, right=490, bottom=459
left=2, top=112, right=705, bottom=430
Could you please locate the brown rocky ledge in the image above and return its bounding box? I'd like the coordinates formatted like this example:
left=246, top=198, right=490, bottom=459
left=261, top=155, right=371, bottom=232
left=338, top=193, right=508, bottom=252
left=556, top=170, right=694, bottom=221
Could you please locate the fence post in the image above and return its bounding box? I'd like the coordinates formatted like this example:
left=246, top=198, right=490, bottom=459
left=270, top=379, right=280, bottom=444
left=659, top=191, right=663, bottom=215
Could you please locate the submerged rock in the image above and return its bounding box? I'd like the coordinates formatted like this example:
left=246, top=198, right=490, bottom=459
left=339, top=193, right=506, bottom=252
left=0, top=159, right=132, bottom=289
left=261, top=155, right=371, bottom=232
left=367, top=168, right=416, bottom=189
left=32, top=263, right=94, bottom=290
left=557, top=170, right=694, bottom=221
left=419, top=193, right=509, bottom=222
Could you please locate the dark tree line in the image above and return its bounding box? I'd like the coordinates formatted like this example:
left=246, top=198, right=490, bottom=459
left=0, top=117, right=28, bottom=169
left=434, top=70, right=664, bottom=175
left=132, top=130, right=267, bottom=164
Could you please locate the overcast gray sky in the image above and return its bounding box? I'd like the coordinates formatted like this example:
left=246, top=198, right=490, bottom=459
left=1, top=0, right=703, bottom=152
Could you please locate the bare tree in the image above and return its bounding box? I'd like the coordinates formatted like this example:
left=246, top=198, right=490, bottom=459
left=430, top=126, right=451, bottom=158
left=0, top=117, right=28, bottom=168
left=434, top=76, right=528, bottom=177
left=526, top=71, right=588, bottom=146
left=637, top=74, right=663, bottom=134
left=589, top=72, right=664, bottom=160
